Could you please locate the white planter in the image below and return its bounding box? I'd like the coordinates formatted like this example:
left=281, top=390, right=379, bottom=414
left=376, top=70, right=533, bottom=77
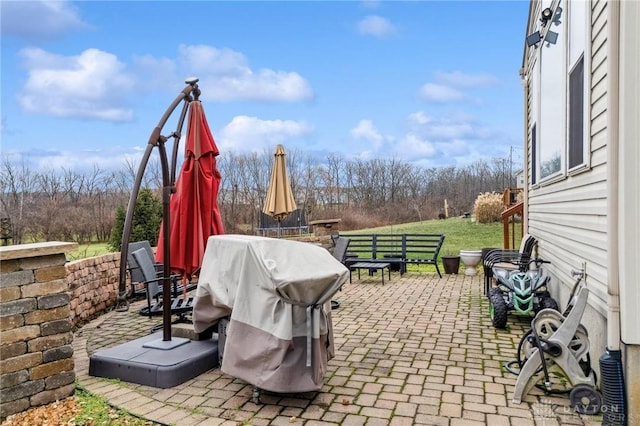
left=460, top=250, right=483, bottom=276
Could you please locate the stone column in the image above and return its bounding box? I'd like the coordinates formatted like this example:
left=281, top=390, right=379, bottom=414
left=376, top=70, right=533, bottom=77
left=0, top=241, right=77, bottom=420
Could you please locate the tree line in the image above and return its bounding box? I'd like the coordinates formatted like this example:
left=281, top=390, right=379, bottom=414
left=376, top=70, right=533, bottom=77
left=1, top=150, right=516, bottom=245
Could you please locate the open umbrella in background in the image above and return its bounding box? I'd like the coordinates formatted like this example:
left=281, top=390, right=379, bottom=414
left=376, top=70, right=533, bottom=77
left=156, top=100, right=225, bottom=296
left=263, top=144, right=297, bottom=237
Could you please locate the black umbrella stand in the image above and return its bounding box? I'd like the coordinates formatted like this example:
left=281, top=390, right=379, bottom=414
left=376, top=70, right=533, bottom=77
left=117, top=77, right=199, bottom=345
left=89, top=79, right=219, bottom=388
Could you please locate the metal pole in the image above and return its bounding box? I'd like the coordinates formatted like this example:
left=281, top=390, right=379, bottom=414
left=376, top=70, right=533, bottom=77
left=510, top=146, right=514, bottom=188
left=117, top=79, right=200, bottom=338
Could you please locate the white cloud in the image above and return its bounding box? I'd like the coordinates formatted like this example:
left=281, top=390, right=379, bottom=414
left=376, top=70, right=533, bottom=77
left=418, top=83, right=465, bottom=103
left=218, top=116, right=314, bottom=152
left=6, top=146, right=146, bottom=173
left=407, top=111, right=432, bottom=126
left=0, top=0, right=92, bottom=40
left=131, top=54, right=177, bottom=92
left=417, top=71, right=498, bottom=105
left=433, top=139, right=469, bottom=156
left=356, top=15, right=396, bottom=38
left=406, top=111, right=494, bottom=141
left=176, top=44, right=314, bottom=102
left=19, top=48, right=135, bottom=121
left=434, top=70, right=498, bottom=88
left=397, top=134, right=437, bottom=157
left=382, top=111, right=503, bottom=166
left=16, top=42, right=313, bottom=122
left=349, top=119, right=388, bottom=149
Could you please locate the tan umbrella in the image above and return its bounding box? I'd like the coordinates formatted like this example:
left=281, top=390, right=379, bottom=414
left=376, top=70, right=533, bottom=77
left=263, top=144, right=297, bottom=237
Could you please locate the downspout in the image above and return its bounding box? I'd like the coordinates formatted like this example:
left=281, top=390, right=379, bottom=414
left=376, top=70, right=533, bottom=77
left=519, top=0, right=535, bottom=236
left=606, top=0, right=621, bottom=355
left=519, top=67, right=529, bottom=234
left=599, top=2, right=627, bottom=423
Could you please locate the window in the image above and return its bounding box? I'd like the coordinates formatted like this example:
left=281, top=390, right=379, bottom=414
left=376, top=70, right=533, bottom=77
left=538, top=0, right=565, bottom=181
left=568, top=55, right=584, bottom=169
left=533, top=0, right=588, bottom=183
left=567, top=0, right=588, bottom=172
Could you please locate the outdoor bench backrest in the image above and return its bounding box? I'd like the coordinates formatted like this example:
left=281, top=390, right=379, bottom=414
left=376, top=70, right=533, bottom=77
left=373, top=234, right=405, bottom=259
left=402, top=234, right=445, bottom=263
left=342, top=234, right=405, bottom=260
left=340, top=233, right=444, bottom=262
left=342, top=234, right=376, bottom=260
left=402, top=234, right=445, bottom=278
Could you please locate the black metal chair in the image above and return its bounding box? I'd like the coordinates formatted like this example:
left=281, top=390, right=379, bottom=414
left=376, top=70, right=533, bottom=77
left=131, top=248, right=193, bottom=324
left=332, top=236, right=351, bottom=264
left=127, top=240, right=197, bottom=299
left=482, top=234, right=537, bottom=296
left=127, top=241, right=162, bottom=298
left=330, top=236, right=351, bottom=310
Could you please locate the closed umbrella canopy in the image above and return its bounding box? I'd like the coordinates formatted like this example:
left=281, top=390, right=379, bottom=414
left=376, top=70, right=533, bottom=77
left=156, top=100, right=224, bottom=284
left=263, top=145, right=297, bottom=234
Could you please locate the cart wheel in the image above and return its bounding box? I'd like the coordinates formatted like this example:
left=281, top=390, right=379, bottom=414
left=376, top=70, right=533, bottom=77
left=252, top=387, right=261, bottom=404
left=570, top=384, right=602, bottom=415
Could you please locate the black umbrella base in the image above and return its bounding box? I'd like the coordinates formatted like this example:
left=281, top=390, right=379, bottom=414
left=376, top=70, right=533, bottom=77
left=89, top=331, right=219, bottom=388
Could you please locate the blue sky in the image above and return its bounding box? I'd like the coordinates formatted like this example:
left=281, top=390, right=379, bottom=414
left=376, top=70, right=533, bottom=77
left=1, top=0, right=530, bottom=172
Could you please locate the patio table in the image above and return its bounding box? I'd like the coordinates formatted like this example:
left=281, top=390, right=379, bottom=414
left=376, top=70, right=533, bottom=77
left=349, top=262, right=391, bottom=284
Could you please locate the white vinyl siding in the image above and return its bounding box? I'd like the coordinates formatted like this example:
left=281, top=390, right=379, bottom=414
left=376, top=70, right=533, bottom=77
left=526, top=0, right=607, bottom=316
left=523, top=2, right=639, bottom=418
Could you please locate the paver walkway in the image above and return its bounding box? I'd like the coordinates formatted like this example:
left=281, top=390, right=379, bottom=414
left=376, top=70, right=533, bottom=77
left=73, top=271, right=602, bottom=425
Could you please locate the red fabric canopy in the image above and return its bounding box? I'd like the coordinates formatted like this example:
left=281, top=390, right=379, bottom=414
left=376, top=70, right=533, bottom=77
left=156, top=101, right=224, bottom=285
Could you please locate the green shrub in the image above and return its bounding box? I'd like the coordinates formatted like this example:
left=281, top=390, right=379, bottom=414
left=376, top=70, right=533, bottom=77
left=473, top=192, right=503, bottom=223
left=109, top=188, right=162, bottom=251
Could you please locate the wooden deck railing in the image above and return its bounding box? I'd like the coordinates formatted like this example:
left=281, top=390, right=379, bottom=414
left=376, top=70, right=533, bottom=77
left=501, top=201, right=523, bottom=249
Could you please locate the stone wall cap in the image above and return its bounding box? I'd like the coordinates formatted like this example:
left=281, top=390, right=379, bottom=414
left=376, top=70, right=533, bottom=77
left=308, top=218, right=341, bottom=225
left=0, top=242, right=78, bottom=261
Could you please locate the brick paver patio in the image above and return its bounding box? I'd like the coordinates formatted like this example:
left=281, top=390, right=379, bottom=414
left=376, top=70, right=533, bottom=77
left=73, top=271, right=602, bottom=425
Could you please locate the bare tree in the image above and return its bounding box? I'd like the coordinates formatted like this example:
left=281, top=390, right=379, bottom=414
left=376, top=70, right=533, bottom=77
left=0, top=158, right=35, bottom=244
left=1, top=149, right=518, bottom=244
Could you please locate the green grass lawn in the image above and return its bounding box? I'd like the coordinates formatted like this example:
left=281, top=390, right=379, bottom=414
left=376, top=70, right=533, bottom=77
left=346, top=216, right=513, bottom=255
left=66, top=242, right=114, bottom=261
left=65, top=216, right=519, bottom=264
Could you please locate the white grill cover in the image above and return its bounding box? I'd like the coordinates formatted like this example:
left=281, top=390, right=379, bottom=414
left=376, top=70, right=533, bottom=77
left=193, top=234, right=349, bottom=393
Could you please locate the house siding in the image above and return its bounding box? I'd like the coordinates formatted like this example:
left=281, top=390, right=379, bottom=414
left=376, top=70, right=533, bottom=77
left=527, top=0, right=609, bottom=315
left=526, top=0, right=610, bottom=385
left=524, top=1, right=638, bottom=419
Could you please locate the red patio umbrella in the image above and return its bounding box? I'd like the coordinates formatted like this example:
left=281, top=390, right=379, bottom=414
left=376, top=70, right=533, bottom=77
left=155, top=101, right=224, bottom=293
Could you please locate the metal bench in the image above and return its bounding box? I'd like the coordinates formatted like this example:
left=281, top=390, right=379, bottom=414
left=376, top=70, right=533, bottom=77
left=340, top=233, right=445, bottom=278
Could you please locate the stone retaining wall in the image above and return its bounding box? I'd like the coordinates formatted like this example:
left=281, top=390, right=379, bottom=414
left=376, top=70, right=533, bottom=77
left=0, top=242, right=78, bottom=420
left=65, top=253, right=121, bottom=327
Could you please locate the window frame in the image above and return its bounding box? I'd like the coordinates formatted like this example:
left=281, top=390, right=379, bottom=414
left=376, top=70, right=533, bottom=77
left=532, top=0, right=591, bottom=185
left=568, top=54, right=586, bottom=172
left=566, top=0, right=590, bottom=175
